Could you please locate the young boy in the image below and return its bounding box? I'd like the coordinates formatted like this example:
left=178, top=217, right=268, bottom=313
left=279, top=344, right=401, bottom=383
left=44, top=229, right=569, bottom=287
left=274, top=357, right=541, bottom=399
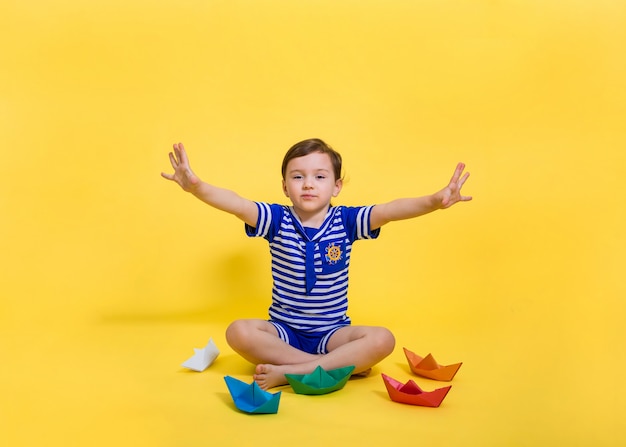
left=162, top=138, right=471, bottom=389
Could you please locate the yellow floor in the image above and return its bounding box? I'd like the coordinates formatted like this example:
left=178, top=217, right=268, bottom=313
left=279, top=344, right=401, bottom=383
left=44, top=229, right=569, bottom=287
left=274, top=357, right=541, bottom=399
left=2, top=1, right=625, bottom=446
left=2, top=314, right=625, bottom=446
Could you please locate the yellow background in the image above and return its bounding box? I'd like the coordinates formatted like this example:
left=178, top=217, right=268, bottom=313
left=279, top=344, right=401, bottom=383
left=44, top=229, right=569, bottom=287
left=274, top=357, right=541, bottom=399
left=1, top=1, right=625, bottom=446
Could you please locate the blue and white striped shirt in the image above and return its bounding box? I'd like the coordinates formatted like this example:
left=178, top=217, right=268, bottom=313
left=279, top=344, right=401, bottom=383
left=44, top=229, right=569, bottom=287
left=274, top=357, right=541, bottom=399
left=245, top=203, right=380, bottom=333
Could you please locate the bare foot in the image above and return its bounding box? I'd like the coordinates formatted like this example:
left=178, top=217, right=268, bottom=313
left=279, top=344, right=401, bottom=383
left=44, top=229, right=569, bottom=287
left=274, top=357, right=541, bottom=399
left=351, top=367, right=372, bottom=378
left=254, top=364, right=289, bottom=390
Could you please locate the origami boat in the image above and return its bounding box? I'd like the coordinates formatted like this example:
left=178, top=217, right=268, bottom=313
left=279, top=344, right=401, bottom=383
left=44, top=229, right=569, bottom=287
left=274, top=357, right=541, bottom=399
left=182, top=338, right=220, bottom=372
left=285, top=365, right=355, bottom=395
left=381, top=373, right=451, bottom=407
left=224, top=376, right=281, bottom=414
left=403, top=348, right=462, bottom=381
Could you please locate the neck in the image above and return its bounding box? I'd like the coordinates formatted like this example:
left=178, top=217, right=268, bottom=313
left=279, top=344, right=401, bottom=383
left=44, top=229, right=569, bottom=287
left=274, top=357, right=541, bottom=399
left=292, top=205, right=330, bottom=228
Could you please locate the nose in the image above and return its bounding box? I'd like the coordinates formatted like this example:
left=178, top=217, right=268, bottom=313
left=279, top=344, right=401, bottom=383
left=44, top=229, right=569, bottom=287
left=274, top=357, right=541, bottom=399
left=303, top=176, right=313, bottom=189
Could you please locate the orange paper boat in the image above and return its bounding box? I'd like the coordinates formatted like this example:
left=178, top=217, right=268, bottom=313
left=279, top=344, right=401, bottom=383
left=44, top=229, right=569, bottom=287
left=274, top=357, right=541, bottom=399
left=403, top=348, right=462, bottom=381
left=381, top=374, right=451, bottom=407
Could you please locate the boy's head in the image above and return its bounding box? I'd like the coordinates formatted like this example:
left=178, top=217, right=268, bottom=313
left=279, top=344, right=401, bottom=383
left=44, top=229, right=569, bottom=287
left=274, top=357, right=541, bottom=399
left=281, top=139, right=343, bottom=181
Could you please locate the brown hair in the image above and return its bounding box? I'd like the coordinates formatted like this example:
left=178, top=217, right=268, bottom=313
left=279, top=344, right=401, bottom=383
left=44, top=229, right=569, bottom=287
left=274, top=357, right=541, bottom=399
left=281, top=138, right=343, bottom=181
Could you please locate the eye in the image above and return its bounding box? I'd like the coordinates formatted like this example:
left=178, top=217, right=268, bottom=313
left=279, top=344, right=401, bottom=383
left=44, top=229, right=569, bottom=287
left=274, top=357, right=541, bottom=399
left=316, top=175, right=326, bottom=180
left=292, top=175, right=303, bottom=180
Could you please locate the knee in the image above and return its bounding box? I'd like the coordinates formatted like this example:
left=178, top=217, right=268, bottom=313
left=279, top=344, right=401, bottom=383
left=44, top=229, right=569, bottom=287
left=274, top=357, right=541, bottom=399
left=374, top=327, right=396, bottom=358
left=225, top=320, right=254, bottom=351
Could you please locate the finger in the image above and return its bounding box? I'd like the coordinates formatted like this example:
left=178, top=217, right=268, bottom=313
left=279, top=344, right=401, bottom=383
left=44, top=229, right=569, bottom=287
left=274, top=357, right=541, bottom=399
left=450, top=162, right=465, bottom=183
left=161, top=172, right=174, bottom=181
left=172, top=143, right=182, bottom=163
left=458, top=171, right=470, bottom=188
left=168, top=152, right=178, bottom=168
left=177, top=142, right=189, bottom=166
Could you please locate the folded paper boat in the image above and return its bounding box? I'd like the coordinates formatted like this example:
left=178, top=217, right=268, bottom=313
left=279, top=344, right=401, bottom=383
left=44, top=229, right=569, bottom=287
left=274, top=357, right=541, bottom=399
left=224, top=376, right=281, bottom=414
left=285, top=365, right=355, bottom=395
left=381, top=373, right=451, bottom=407
left=182, top=338, right=220, bottom=372
left=403, top=348, right=462, bottom=381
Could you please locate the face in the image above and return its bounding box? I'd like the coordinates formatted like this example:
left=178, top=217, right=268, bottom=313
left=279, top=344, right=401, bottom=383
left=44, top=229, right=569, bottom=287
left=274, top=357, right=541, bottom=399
left=282, top=151, right=343, bottom=220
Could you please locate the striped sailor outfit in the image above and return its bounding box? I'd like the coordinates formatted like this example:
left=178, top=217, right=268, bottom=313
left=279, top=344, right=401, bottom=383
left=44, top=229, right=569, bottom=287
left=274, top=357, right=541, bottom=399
left=245, top=202, right=380, bottom=353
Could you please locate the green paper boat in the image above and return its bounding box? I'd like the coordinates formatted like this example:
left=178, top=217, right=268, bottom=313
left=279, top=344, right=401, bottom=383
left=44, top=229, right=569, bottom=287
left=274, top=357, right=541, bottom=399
left=285, top=365, right=355, bottom=395
left=224, top=376, right=281, bottom=414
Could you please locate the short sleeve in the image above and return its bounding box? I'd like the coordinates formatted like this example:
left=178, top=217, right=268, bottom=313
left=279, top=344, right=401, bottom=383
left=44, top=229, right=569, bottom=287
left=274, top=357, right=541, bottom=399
left=341, top=205, right=380, bottom=241
left=244, top=202, right=283, bottom=241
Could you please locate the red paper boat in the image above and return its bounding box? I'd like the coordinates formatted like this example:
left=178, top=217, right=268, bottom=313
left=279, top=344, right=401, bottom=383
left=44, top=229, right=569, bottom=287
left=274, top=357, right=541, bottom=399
left=381, top=373, right=451, bottom=407
left=403, top=348, right=462, bottom=381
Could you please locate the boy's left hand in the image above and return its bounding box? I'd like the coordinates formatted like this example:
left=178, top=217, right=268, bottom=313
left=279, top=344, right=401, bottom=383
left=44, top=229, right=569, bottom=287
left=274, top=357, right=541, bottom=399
left=440, top=163, right=472, bottom=208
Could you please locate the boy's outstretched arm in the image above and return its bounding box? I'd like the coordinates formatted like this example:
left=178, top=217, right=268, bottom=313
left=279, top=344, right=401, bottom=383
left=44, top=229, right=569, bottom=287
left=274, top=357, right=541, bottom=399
left=161, top=142, right=258, bottom=227
left=370, top=162, right=472, bottom=230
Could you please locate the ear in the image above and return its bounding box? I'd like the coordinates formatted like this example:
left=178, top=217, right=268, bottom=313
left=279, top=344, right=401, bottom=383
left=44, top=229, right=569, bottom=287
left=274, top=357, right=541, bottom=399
left=282, top=179, right=289, bottom=197
left=333, top=178, right=343, bottom=197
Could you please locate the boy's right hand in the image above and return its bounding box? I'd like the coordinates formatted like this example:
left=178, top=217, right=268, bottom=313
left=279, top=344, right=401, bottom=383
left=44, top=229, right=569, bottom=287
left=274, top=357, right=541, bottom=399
left=161, top=142, right=200, bottom=192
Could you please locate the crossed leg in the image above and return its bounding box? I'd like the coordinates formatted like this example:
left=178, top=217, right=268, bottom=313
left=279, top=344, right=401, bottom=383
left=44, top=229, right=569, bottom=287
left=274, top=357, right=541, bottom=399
left=225, top=319, right=395, bottom=390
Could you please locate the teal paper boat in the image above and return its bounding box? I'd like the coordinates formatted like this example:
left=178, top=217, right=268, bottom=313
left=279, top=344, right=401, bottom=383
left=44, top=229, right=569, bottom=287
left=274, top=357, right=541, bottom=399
left=285, top=365, right=355, bottom=395
left=224, top=376, right=281, bottom=414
